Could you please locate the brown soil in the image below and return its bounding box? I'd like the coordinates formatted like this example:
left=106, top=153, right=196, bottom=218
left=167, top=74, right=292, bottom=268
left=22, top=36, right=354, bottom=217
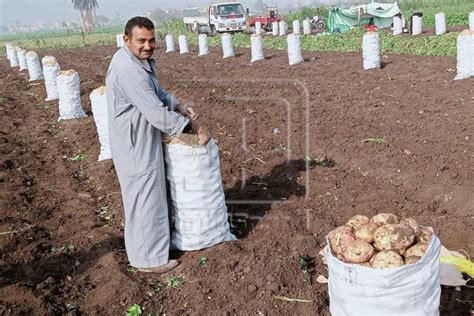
left=1, top=44, right=473, bottom=315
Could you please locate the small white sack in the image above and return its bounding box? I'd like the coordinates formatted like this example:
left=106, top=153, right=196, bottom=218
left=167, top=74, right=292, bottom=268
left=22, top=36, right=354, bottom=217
left=164, top=138, right=237, bottom=251
left=250, top=34, right=264, bottom=62
left=362, top=32, right=381, bottom=70
left=303, top=19, right=311, bottom=35
left=43, top=60, right=61, bottom=101
left=57, top=70, right=86, bottom=121
left=470, top=11, right=474, bottom=31
left=221, top=33, right=235, bottom=58
left=435, top=12, right=446, bottom=35
left=90, top=86, right=112, bottom=161
left=5, top=43, right=12, bottom=60
left=17, top=48, right=28, bottom=71
left=287, top=33, right=303, bottom=65
left=393, top=15, right=403, bottom=35
left=165, top=34, right=176, bottom=53
left=26, top=51, right=44, bottom=81
left=454, top=30, right=474, bottom=80
left=42, top=55, right=57, bottom=65
left=255, top=21, right=262, bottom=35
left=198, top=34, right=209, bottom=56
left=412, top=15, right=423, bottom=35
left=272, top=21, right=279, bottom=36
left=116, top=33, right=125, bottom=48
left=7, top=45, right=19, bottom=67
left=326, top=234, right=441, bottom=316
left=279, top=21, right=287, bottom=36
left=178, top=35, right=190, bottom=54
left=293, top=20, right=300, bottom=34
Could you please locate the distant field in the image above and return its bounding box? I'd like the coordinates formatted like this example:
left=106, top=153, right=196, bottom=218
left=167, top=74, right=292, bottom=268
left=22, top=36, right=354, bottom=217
left=1, top=0, right=472, bottom=57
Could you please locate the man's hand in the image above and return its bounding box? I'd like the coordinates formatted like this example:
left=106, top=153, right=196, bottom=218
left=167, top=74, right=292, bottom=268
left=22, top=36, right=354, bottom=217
left=176, top=104, right=198, bottom=120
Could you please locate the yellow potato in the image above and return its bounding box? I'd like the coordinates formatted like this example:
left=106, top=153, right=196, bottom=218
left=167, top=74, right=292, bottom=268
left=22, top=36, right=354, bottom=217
left=370, top=213, right=399, bottom=226
left=346, top=215, right=370, bottom=230
left=371, top=251, right=404, bottom=269
left=373, top=224, right=415, bottom=251
left=416, top=227, right=433, bottom=244
left=328, top=225, right=356, bottom=256
left=355, top=223, right=379, bottom=243
left=405, top=243, right=428, bottom=258
left=400, top=218, right=420, bottom=235
left=343, top=240, right=375, bottom=263
left=404, top=256, right=421, bottom=265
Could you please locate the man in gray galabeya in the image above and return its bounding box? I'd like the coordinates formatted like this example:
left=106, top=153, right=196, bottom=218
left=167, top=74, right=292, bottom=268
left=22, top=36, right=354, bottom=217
left=106, top=16, right=210, bottom=273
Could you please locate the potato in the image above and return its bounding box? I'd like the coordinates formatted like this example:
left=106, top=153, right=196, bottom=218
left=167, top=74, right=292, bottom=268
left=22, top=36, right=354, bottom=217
left=404, top=256, right=421, bottom=265
left=373, top=224, right=415, bottom=251
left=346, top=215, right=370, bottom=230
left=400, top=218, right=420, bottom=235
left=343, top=240, right=375, bottom=263
left=328, top=225, right=356, bottom=256
left=405, top=243, right=428, bottom=258
left=398, top=247, right=407, bottom=256
left=416, top=227, right=433, bottom=244
left=371, top=251, right=404, bottom=269
left=370, top=213, right=399, bottom=226
left=355, top=223, right=379, bottom=243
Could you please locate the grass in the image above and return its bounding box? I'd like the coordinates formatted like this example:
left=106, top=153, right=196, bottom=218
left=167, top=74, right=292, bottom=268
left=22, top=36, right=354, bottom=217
left=198, top=256, right=208, bottom=267
left=51, top=244, right=75, bottom=255
left=166, top=275, right=183, bottom=289
left=67, top=153, right=86, bottom=161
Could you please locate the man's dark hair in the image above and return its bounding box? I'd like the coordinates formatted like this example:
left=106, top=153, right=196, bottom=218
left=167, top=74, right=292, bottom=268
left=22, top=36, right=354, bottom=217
left=125, top=16, right=155, bottom=37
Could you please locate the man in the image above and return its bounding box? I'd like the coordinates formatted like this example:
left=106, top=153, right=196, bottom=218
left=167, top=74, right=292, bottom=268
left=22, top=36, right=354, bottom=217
left=106, top=16, right=209, bottom=273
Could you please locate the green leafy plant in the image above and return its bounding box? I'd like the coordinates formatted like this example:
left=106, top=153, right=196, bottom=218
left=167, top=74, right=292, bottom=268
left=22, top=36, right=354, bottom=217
left=297, top=256, right=312, bottom=285
left=166, top=275, right=183, bottom=289
left=66, top=303, right=76, bottom=311
left=126, top=304, right=142, bottom=316
left=97, top=205, right=112, bottom=221
left=198, top=256, right=208, bottom=267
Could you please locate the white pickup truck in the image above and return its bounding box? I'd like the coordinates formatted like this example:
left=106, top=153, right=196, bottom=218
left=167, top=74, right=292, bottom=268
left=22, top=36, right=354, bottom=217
left=183, top=1, right=247, bottom=34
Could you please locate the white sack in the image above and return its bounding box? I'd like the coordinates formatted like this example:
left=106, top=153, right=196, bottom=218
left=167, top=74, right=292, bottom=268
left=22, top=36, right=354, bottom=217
left=393, top=15, right=403, bottom=35
left=250, top=34, right=264, bottom=62
left=470, top=11, right=474, bottom=31
left=221, top=33, right=235, bottom=58
left=42, top=55, right=57, bottom=65
left=435, top=12, right=446, bottom=35
left=165, top=34, right=176, bottom=53
left=362, top=31, right=381, bottom=70
left=5, top=43, right=12, bottom=60
left=43, top=60, right=61, bottom=101
left=178, top=35, right=190, bottom=54
left=17, top=48, right=28, bottom=71
left=272, top=21, right=279, bottom=36
left=7, top=45, right=19, bottom=67
left=326, top=234, right=441, bottom=316
left=90, top=86, right=112, bottom=161
left=412, top=15, right=423, bottom=36
left=198, top=34, right=209, bottom=56
left=303, top=19, right=311, bottom=35
left=454, top=30, right=474, bottom=80
left=164, top=138, right=236, bottom=251
left=26, top=51, right=43, bottom=81
left=287, top=33, right=303, bottom=65
left=116, top=33, right=125, bottom=48
left=293, top=20, right=301, bottom=34
left=255, top=21, right=262, bottom=35
left=57, top=70, right=86, bottom=121
left=279, top=21, right=287, bottom=36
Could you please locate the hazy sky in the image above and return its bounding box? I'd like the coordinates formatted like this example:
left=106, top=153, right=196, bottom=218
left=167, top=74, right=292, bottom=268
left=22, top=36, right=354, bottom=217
left=0, top=0, right=309, bottom=26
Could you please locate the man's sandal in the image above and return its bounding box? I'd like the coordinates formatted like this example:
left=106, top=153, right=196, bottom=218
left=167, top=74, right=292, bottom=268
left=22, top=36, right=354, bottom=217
left=137, top=260, right=179, bottom=273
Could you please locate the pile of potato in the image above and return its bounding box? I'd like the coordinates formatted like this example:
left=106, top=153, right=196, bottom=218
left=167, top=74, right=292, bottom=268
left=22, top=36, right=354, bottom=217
left=328, top=213, right=433, bottom=268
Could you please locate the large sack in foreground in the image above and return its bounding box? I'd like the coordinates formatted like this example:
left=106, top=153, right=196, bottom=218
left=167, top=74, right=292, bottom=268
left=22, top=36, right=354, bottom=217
left=164, top=135, right=236, bottom=251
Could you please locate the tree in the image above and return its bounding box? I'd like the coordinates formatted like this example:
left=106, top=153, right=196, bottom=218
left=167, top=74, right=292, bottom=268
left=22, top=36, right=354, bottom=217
left=71, top=0, right=99, bottom=32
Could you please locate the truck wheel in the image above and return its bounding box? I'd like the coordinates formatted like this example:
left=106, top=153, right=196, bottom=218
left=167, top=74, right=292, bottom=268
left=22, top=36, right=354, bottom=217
left=316, top=21, right=325, bottom=30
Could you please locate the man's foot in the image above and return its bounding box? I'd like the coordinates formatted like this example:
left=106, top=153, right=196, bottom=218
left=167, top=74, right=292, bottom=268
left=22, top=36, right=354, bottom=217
left=137, top=260, right=179, bottom=274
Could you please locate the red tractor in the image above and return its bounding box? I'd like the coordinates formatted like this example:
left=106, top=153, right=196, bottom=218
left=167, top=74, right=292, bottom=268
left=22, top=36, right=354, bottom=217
left=247, top=7, right=282, bottom=31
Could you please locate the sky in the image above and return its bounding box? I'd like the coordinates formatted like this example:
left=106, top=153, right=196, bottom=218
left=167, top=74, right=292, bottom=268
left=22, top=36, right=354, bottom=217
left=0, top=0, right=316, bottom=27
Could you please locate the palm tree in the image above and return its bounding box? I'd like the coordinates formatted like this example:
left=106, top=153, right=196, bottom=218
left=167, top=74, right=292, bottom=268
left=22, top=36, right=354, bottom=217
left=71, top=0, right=99, bottom=32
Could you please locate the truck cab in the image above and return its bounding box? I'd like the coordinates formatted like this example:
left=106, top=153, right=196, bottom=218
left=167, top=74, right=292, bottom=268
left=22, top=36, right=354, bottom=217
left=209, top=2, right=247, bottom=33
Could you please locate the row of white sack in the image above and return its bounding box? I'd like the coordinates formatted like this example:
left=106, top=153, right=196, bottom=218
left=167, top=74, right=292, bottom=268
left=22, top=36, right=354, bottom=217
left=4, top=44, right=87, bottom=121
left=363, top=30, right=474, bottom=80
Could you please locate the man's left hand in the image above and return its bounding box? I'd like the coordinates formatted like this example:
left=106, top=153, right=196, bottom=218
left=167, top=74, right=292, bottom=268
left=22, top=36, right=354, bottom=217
left=176, top=104, right=198, bottom=120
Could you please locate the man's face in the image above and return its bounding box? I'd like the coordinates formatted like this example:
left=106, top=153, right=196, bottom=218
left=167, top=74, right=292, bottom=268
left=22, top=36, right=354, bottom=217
left=125, top=26, right=156, bottom=60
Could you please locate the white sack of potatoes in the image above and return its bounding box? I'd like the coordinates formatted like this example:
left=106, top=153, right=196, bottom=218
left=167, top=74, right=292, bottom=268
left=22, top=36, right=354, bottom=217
left=287, top=33, right=303, bottom=65
left=272, top=21, right=279, bottom=36
left=178, top=35, right=190, bottom=54
left=57, top=70, right=86, bottom=121
left=221, top=33, right=235, bottom=58
left=362, top=32, right=381, bottom=70
left=435, top=12, right=446, bottom=35
left=7, top=45, right=19, bottom=67
left=198, top=34, right=209, bottom=56
left=454, top=30, right=474, bottom=80
left=90, top=86, right=112, bottom=161
left=26, top=51, right=44, bottom=81
left=43, top=60, right=61, bottom=101
left=165, top=34, right=176, bottom=53
left=250, top=34, right=264, bottom=62
left=17, top=48, right=28, bottom=71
